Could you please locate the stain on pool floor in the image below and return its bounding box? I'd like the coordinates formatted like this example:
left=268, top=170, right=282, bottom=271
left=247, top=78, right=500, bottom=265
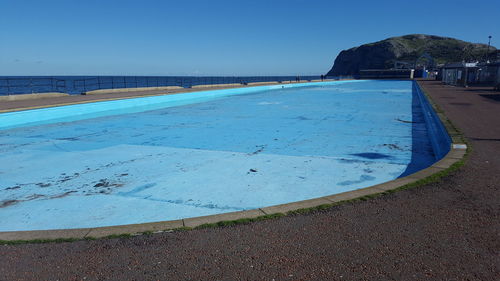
left=0, top=80, right=435, bottom=231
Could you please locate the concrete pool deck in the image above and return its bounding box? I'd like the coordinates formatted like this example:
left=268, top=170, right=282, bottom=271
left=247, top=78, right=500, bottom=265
left=0, top=80, right=464, bottom=239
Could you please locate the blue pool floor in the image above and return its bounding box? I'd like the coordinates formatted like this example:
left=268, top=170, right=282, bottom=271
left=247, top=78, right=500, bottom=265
left=0, top=81, right=435, bottom=231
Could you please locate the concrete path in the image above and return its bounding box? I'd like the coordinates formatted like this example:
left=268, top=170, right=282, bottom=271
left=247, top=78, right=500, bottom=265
left=0, top=80, right=499, bottom=280
left=0, top=85, right=246, bottom=112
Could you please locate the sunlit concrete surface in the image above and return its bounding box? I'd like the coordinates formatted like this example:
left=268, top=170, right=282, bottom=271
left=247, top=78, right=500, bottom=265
left=0, top=80, right=436, bottom=231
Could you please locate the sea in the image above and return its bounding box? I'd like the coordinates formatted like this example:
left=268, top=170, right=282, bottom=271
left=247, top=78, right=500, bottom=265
left=0, top=75, right=321, bottom=95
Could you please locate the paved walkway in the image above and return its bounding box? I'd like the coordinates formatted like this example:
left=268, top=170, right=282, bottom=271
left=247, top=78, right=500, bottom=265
left=0, top=81, right=499, bottom=280
left=0, top=85, right=247, bottom=112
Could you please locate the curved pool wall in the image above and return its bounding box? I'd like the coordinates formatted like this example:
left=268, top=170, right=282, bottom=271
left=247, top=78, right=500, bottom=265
left=398, top=82, right=451, bottom=177
left=413, top=82, right=451, bottom=160
left=0, top=80, right=450, bottom=231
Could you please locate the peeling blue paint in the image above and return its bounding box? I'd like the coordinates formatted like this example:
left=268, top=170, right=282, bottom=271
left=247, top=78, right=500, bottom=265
left=350, top=153, right=392, bottom=159
left=338, top=175, right=377, bottom=186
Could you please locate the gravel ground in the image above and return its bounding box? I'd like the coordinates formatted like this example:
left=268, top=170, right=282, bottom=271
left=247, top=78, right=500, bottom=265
left=0, top=80, right=499, bottom=281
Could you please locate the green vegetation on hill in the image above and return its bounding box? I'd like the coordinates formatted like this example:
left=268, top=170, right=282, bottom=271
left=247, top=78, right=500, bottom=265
left=326, top=34, right=497, bottom=76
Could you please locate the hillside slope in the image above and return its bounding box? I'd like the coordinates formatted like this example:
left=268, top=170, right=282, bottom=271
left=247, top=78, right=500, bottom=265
left=326, top=34, right=496, bottom=76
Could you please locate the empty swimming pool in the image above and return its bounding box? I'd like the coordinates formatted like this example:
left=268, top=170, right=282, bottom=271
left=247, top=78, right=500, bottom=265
left=0, top=80, right=450, bottom=231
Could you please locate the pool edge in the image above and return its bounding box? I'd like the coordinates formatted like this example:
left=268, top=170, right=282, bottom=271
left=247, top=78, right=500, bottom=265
left=0, top=80, right=467, bottom=243
left=0, top=80, right=367, bottom=130
left=0, top=80, right=345, bottom=114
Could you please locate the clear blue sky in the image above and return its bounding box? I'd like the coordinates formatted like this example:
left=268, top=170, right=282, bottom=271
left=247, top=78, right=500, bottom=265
left=0, top=0, right=498, bottom=76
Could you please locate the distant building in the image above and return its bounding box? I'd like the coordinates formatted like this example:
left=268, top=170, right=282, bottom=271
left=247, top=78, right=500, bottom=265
left=493, top=62, right=500, bottom=90
left=441, top=61, right=500, bottom=87
left=441, top=62, right=477, bottom=86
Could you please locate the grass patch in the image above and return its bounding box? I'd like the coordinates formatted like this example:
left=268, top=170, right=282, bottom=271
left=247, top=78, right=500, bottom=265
left=171, top=226, right=192, bottom=232
left=102, top=233, right=133, bottom=239
left=287, top=203, right=334, bottom=215
left=0, top=236, right=95, bottom=246
left=194, top=213, right=286, bottom=230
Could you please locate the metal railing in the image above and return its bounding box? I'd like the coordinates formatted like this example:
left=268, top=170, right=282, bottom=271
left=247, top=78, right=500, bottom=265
left=0, top=75, right=326, bottom=96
